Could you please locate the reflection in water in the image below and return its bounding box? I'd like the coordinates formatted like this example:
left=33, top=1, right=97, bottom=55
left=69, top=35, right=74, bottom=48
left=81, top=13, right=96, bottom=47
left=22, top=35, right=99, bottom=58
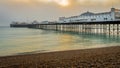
left=0, top=27, right=120, bottom=56
left=57, top=34, right=75, bottom=50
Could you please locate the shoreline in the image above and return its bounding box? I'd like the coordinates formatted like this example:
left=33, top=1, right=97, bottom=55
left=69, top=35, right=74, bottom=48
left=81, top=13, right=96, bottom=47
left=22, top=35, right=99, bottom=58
left=0, top=46, right=118, bottom=57
left=0, top=46, right=120, bottom=67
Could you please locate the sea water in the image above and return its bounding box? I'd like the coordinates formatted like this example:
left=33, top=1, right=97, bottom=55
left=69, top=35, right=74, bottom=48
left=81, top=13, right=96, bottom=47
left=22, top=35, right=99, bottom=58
left=0, top=26, right=120, bottom=56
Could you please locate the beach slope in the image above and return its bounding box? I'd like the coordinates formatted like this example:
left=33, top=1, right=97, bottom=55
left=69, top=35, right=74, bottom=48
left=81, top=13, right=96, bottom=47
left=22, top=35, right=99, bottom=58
left=0, top=46, right=120, bottom=68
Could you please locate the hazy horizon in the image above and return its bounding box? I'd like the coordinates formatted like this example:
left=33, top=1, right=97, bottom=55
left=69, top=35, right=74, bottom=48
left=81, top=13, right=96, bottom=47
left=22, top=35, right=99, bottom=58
left=0, top=0, right=120, bottom=26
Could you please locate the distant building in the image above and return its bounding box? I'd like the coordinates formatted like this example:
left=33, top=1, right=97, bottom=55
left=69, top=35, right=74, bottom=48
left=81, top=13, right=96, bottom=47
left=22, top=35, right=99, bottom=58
left=40, top=21, right=49, bottom=24
left=11, top=22, right=27, bottom=24
left=59, top=8, right=120, bottom=23
left=40, top=21, right=57, bottom=24
left=31, top=20, right=39, bottom=24
left=12, top=22, right=19, bottom=24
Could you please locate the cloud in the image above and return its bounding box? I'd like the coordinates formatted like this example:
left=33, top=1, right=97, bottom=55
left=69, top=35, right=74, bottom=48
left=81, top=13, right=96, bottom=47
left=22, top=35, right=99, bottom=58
left=1, top=0, right=120, bottom=7
left=0, top=0, right=120, bottom=26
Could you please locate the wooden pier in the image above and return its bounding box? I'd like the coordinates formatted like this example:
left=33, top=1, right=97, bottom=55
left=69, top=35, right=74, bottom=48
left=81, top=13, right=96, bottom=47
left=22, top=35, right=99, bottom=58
left=28, top=21, right=120, bottom=36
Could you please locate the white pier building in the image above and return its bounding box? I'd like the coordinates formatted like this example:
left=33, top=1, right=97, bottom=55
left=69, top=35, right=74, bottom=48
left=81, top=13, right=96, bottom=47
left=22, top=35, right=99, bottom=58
left=59, top=8, right=120, bottom=23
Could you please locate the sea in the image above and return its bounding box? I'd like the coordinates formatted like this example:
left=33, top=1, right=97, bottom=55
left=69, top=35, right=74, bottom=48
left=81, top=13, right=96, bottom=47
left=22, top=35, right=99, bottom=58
left=0, top=26, right=120, bottom=56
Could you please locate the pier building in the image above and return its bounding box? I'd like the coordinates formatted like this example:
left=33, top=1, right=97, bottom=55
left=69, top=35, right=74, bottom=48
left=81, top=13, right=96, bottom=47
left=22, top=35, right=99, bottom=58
left=59, top=8, right=120, bottom=23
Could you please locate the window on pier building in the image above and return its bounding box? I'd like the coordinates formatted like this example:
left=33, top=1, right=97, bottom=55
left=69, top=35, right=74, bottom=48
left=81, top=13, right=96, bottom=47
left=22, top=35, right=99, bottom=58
left=115, top=12, right=120, bottom=19
left=91, top=19, right=96, bottom=21
left=104, top=18, right=108, bottom=20
left=115, top=8, right=120, bottom=20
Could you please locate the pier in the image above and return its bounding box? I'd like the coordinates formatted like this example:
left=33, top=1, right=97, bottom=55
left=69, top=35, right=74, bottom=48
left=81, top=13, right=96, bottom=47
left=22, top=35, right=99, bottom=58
left=28, top=21, right=120, bottom=36
left=11, top=8, right=120, bottom=36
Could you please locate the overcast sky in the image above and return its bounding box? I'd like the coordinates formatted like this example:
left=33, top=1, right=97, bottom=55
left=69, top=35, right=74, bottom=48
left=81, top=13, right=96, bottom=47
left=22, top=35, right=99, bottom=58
left=0, top=0, right=120, bottom=26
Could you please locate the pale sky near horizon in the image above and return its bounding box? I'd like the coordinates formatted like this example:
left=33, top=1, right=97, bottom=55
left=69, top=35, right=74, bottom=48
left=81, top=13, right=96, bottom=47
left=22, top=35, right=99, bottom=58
left=0, top=0, right=120, bottom=26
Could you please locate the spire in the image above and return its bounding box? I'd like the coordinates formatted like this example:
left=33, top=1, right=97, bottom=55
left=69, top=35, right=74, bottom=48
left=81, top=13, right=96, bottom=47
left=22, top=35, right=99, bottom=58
left=111, top=0, right=115, bottom=9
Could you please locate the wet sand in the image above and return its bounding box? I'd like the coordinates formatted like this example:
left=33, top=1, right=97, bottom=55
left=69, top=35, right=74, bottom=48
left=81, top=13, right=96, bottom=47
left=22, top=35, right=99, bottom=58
left=0, top=46, right=120, bottom=68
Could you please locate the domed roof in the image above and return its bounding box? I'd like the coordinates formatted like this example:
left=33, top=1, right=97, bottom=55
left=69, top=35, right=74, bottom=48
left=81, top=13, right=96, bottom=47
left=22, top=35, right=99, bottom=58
left=80, top=11, right=94, bottom=16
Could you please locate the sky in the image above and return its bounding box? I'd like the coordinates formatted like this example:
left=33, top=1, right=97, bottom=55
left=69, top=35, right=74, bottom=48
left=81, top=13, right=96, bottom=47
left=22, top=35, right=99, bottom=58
left=0, top=0, right=120, bottom=26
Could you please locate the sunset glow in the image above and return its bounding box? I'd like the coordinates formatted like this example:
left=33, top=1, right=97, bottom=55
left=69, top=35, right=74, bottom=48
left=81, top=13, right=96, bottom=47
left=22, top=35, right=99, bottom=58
left=55, top=0, right=70, bottom=7
left=37, top=0, right=70, bottom=7
left=12, top=0, right=31, bottom=3
left=11, top=0, right=114, bottom=7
